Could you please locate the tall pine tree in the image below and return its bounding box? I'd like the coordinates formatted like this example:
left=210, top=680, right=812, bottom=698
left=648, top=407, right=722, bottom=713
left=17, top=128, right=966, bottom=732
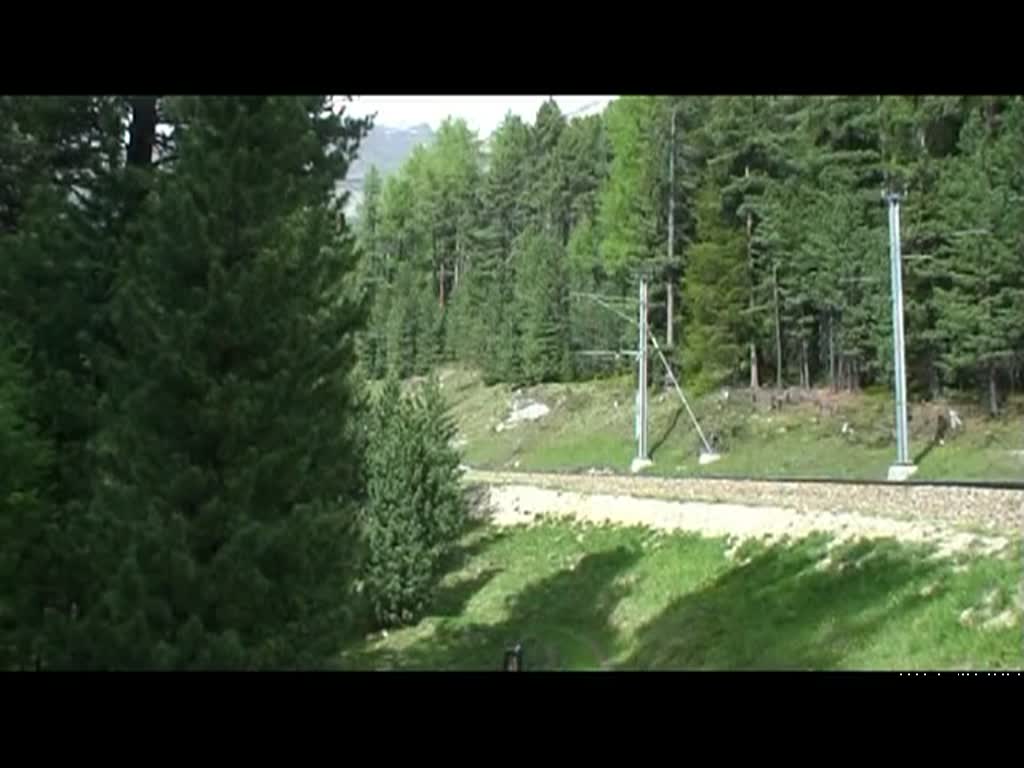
left=681, top=180, right=749, bottom=394
left=514, top=227, right=573, bottom=384
left=87, top=96, right=371, bottom=668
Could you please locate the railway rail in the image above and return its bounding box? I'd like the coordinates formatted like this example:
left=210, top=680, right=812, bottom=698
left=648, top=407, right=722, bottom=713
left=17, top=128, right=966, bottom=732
left=467, top=465, right=1024, bottom=491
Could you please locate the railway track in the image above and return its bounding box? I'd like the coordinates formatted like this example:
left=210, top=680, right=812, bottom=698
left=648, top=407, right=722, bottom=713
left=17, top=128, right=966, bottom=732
left=463, top=467, right=1024, bottom=535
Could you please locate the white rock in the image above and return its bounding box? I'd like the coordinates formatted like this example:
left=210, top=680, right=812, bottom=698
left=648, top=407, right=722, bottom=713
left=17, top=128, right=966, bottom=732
left=507, top=401, right=550, bottom=424
left=981, top=610, right=1018, bottom=632
left=949, top=409, right=963, bottom=431
left=919, top=582, right=939, bottom=598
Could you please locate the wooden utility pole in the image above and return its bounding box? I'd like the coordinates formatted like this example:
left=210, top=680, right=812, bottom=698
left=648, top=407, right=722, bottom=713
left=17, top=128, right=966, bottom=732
left=666, top=106, right=677, bottom=349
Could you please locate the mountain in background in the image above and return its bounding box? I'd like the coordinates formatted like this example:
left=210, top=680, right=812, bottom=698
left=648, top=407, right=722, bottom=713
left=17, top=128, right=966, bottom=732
left=340, top=123, right=436, bottom=217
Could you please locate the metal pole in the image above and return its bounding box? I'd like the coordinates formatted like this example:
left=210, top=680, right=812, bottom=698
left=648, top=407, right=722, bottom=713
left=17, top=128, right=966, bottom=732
left=575, top=289, right=714, bottom=465
left=637, top=275, right=649, bottom=461
left=647, top=329, right=714, bottom=455
left=886, top=191, right=910, bottom=466
left=666, top=106, right=676, bottom=349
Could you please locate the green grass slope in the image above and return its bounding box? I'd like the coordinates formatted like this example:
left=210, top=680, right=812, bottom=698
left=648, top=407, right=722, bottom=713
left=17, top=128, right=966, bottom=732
left=435, top=366, right=1024, bottom=483
left=337, top=520, right=1024, bottom=670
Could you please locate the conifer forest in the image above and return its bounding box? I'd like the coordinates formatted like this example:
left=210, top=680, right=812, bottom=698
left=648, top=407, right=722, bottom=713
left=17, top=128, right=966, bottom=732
left=2, top=95, right=1022, bottom=670
left=357, top=96, right=1024, bottom=415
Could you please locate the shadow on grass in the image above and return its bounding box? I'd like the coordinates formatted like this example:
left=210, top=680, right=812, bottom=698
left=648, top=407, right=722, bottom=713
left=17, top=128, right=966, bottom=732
left=431, top=568, right=504, bottom=618
left=620, top=535, right=943, bottom=670
left=650, top=406, right=683, bottom=460
left=351, top=546, right=643, bottom=670
left=442, top=518, right=508, bottom=571
left=344, top=524, right=954, bottom=671
left=428, top=510, right=512, bottom=619
left=914, top=437, right=940, bottom=466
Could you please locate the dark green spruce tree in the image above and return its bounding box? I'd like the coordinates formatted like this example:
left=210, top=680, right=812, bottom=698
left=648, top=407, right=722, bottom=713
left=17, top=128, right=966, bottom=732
left=681, top=179, right=749, bottom=395
left=466, top=115, right=533, bottom=383
left=933, top=98, right=1024, bottom=415
left=0, top=330, right=55, bottom=670
left=86, top=96, right=371, bottom=668
left=514, top=227, right=573, bottom=384
left=0, top=95, right=168, bottom=667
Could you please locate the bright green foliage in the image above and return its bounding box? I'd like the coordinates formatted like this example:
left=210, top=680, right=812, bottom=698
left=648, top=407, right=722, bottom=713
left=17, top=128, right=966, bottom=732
left=363, top=376, right=467, bottom=628
left=463, top=115, right=534, bottom=383
left=412, top=274, right=444, bottom=374
left=597, top=97, right=663, bottom=273
left=559, top=115, right=611, bottom=237
left=382, top=262, right=444, bottom=378
left=528, top=100, right=569, bottom=240
left=355, top=165, right=386, bottom=379
left=385, top=263, right=417, bottom=380
left=444, top=268, right=476, bottom=363
left=363, top=120, right=482, bottom=375
left=429, top=118, right=482, bottom=285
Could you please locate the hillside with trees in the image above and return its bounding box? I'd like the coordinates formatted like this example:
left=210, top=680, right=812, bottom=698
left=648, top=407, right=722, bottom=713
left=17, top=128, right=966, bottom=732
left=2, top=94, right=1021, bottom=671
left=356, top=96, right=1024, bottom=417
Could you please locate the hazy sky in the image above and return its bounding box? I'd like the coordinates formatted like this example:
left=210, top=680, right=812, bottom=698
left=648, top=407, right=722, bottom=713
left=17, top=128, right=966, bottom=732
left=340, top=95, right=616, bottom=136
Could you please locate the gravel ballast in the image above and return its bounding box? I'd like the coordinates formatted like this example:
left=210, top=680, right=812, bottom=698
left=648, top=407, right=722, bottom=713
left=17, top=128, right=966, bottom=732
left=465, top=469, right=1024, bottom=541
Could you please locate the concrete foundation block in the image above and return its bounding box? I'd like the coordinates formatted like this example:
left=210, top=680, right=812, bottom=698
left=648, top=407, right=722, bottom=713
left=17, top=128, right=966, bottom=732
left=630, top=458, right=654, bottom=474
left=887, top=463, right=918, bottom=482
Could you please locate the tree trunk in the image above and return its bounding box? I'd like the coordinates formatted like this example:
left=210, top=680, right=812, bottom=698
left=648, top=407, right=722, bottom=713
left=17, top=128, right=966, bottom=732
left=126, top=97, right=158, bottom=169
left=773, top=263, right=782, bottom=389
left=828, top=314, right=836, bottom=392
left=745, top=166, right=759, bottom=390
left=801, top=338, right=810, bottom=390
left=929, top=356, right=942, bottom=400
left=988, top=364, right=999, bottom=417
left=439, top=262, right=446, bottom=310
left=665, top=279, right=674, bottom=348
